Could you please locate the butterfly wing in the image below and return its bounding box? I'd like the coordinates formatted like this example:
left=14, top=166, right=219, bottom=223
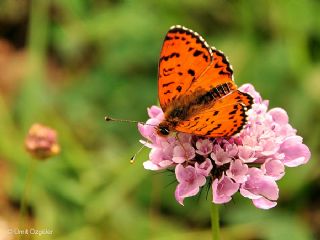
left=174, top=90, right=253, bottom=137
left=187, top=48, right=237, bottom=94
left=158, top=25, right=213, bottom=110
left=159, top=26, right=239, bottom=109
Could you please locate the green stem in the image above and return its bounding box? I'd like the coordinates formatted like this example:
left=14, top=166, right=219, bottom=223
left=211, top=202, right=220, bottom=240
left=19, top=158, right=37, bottom=240
left=20, top=0, right=49, bottom=129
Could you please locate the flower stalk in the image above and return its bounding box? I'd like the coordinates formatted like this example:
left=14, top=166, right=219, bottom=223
left=210, top=202, right=220, bottom=240
left=19, top=158, right=37, bottom=240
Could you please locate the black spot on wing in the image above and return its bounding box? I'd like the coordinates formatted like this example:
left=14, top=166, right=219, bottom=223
left=193, top=50, right=203, bottom=56
left=196, top=125, right=208, bottom=132
left=187, top=121, right=199, bottom=129
left=205, top=124, right=222, bottom=135
left=218, top=69, right=228, bottom=75
left=162, top=82, right=174, bottom=87
left=188, top=69, right=195, bottom=76
left=214, top=62, right=223, bottom=68
left=229, top=109, right=237, bottom=115
left=160, top=52, right=180, bottom=62
left=163, top=67, right=174, bottom=76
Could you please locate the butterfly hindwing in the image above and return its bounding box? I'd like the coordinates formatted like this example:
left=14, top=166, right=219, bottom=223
left=174, top=90, right=253, bottom=137
left=158, top=25, right=212, bottom=110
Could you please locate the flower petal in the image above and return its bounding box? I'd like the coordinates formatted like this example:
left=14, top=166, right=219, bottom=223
left=226, top=159, right=248, bottom=183
left=269, top=108, right=288, bottom=125
left=195, top=158, right=213, bottom=177
left=252, top=197, right=277, bottom=209
left=280, top=136, right=311, bottom=167
left=240, top=168, right=279, bottom=201
left=262, top=159, right=285, bottom=180
left=174, top=164, right=204, bottom=205
left=143, top=161, right=161, bottom=170
left=212, top=175, right=239, bottom=204
left=147, top=106, right=163, bottom=119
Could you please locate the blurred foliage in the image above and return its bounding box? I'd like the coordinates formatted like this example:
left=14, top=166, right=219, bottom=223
left=0, top=0, right=319, bottom=239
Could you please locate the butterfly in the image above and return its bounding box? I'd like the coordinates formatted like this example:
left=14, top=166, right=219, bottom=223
left=156, top=25, right=253, bottom=138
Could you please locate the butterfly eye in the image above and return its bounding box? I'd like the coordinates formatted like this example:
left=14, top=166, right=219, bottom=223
left=158, top=127, right=170, bottom=136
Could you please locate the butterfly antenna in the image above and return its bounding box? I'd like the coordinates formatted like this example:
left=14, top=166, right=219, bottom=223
left=105, top=116, right=158, bottom=127
left=105, top=116, right=141, bottom=124
left=130, top=140, right=150, bottom=164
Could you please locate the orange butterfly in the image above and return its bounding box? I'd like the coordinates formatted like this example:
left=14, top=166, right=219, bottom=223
left=156, top=25, right=253, bottom=138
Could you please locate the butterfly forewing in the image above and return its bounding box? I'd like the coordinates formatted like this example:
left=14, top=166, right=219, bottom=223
left=158, top=26, right=213, bottom=110
left=184, top=48, right=237, bottom=96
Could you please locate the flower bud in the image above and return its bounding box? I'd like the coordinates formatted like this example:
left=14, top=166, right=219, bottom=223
left=25, top=123, right=60, bottom=160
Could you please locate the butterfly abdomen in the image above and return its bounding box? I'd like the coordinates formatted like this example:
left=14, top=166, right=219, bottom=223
left=194, top=82, right=235, bottom=105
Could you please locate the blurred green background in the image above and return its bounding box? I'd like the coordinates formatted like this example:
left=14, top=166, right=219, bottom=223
left=0, top=0, right=319, bottom=239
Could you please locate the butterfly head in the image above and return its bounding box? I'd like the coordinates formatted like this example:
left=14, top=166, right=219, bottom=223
left=156, top=122, right=171, bottom=136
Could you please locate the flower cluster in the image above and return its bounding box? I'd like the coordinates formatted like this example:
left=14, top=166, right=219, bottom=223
left=138, top=84, right=311, bottom=209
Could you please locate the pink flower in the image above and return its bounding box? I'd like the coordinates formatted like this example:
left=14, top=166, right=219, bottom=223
left=172, top=143, right=196, bottom=163
left=260, top=139, right=280, bottom=156
left=143, top=141, right=175, bottom=170
left=211, top=145, right=232, bottom=166
left=239, top=84, right=262, bottom=104
left=238, top=145, right=257, bottom=163
left=225, top=143, right=238, bottom=157
left=175, top=164, right=206, bottom=205
left=138, top=84, right=311, bottom=209
left=212, top=175, right=239, bottom=204
left=195, top=158, right=213, bottom=177
left=269, top=108, right=288, bottom=125
left=138, top=119, right=160, bottom=143
left=147, top=106, right=164, bottom=119
left=279, top=136, right=311, bottom=167
left=240, top=168, right=279, bottom=209
left=226, top=159, right=248, bottom=183
left=196, top=139, right=213, bottom=156
left=261, top=159, right=285, bottom=180
left=25, top=123, right=60, bottom=160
